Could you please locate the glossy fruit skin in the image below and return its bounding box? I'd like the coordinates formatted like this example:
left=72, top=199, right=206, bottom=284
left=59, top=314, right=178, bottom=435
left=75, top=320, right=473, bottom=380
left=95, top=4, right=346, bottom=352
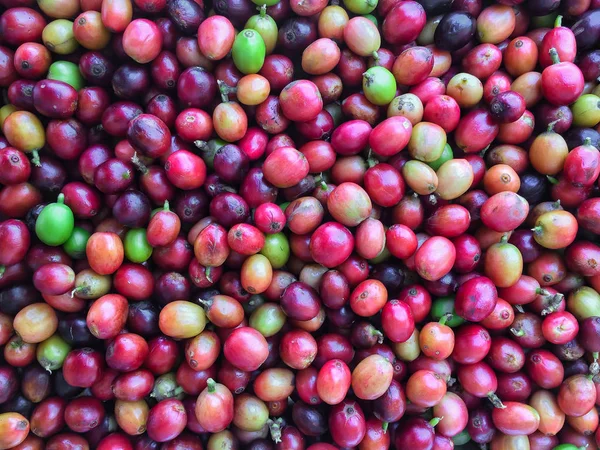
left=146, top=399, right=187, bottom=442
left=456, top=361, right=498, bottom=401
left=3, top=1, right=600, bottom=449
left=542, top=310, right=579, bottom=345
left=3, top=111, right=46, bottom=162
left=383, top=1, right=426, bottom=45
left=332, top=120, right=372, bottom=156
left=395, top=417, right=435, bottom=449
left=492, top=401, right=540, bottom=435
left=13, top=302, right=58, bottom=344
left=62, top=348, right=104, bottom=388
left=481, top=192, right=529, bottom=232
left=526, top=349, right=564, bottom=389
left=112, top=369, right=154, bottom=401
left=528, top=390, right=564, bottom=438
left=165, top=150, right=207, bottom=190
left=360, top=417, right=390, bottom=450
left=64, top=396, right=105, bottom=433
left=489, top=91, right=526, bottom=124
left=362, top=66, right=396, bottom=106
left=279, top=80, right=323, bottom=123
left=127, top=114, right=171, bottom=159
left=369, top=116, right=412, bottom=158
left=434, top=12, right=475, bottom=51
left=342, top=17, right=380, bottom=57
left=195, top=379, right=234, bottom=433
left=302, top=38, right=340, bottom=76
left=32, top=262, right=75, bottom=296
left=35, top=194, right=74, bottom=247
left=279, top=281, right=319, bottom=321
left=455, top=108, right=499, bottom=154
left=263, top=147, right=310, bottom=188
left=419, top=317, right=455, bottom=361
left=558, top=373, right=597, bottom=418
left=158, top=300, right=206, bottom=339
left=540, top=23, right=577, bottom=69
left=86, top=293, right=128, bottom=340
left=0, top=412, right=30, bottom=449
left=484, top=240, right=523, bottom=288
left=455, top=276, right=498, bottom=322
left=534, top=210, right=579, bottom=249
left=232, top=29, right=266, bottom=74
left=33, top=79, right=78, bottom=119
left=309, top=222, right=354, bottom=269
left=0, top=147, right=31, bottom=186
left=541, top=57, right=585, bottom=106
left=198, top=16, right=235, bottom=61
left=432, top=392, right=468, bottom=438
left=316, top=359, right=351, bottom=405
left=14, top=43, right=51, bottom=80
left=563, top=143, right=600, bottom=187
left=349, top=279, right=387, bottom=318
left=351, top=355, right=394, bottom=400
left=122, top=19, right=163, bottom=64
left=329, top=400, right=366, bottom=447
left=232, top=393, right=270, bottom=432
left=414, top=236, right=456, bottom=281
left=381, top=300, right=415, bottom=343
left=101, top=0, right=132, bottom=32
left=86, top=232, right=124, bottom=275
left=406, top=369, right=447, bottom=408
left=224, top=327, right=269, bottom=372
left=0, top=219, right=30, bottom=266
left=0, top=8, right=46, bottom=47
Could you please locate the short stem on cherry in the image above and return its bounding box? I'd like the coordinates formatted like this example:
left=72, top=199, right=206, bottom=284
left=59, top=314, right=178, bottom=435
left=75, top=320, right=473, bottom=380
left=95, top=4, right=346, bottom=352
left=31, top=150, right=41, bottom=167
left=541, top=293, right=564, bottom=316
left=554, top=14, right=563, bottom=28
left=173, top=386, right=184, bottom=396
left=549, top=47, right=561, bottom=65
left=314, top=173, right=328, bottom=190
left=194, top=140, right=208, bottom=150
left=590, top=353, right=599, bottom=376
left=373, top=329, right=384, bottom=344
left=268, top=418, right=283, bottom=444
left=206, top=378, right=216, bottom=393
left=439, top=313, right=452, bottom=326
left=217, top=80, right=235, bottom=103
left=488, top=393, right=505, bottom=409
left=197, top=298, right=212, bottom=310
left=546, top=118, right=560, bottom=132
left=429, top=417, right=442, bottom=427
left=131, top=152, right=148, bottom=174
left=510, top=327, right=525, bottom=337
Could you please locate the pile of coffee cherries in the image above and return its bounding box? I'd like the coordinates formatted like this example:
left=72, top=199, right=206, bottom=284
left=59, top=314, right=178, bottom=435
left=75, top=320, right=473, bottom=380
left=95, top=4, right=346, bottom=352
left=1, top=0, right=600, bottom=447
